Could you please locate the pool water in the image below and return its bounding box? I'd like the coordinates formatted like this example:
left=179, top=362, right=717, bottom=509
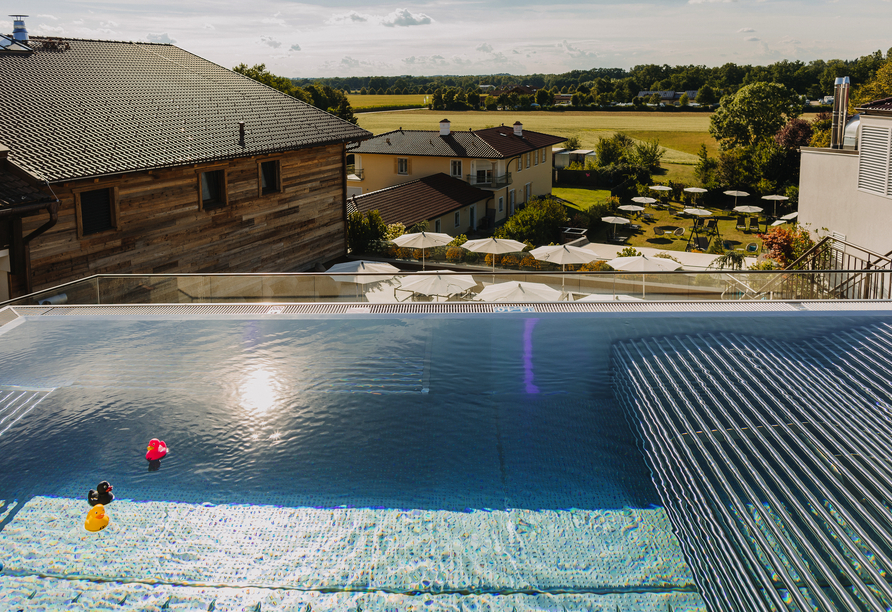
left=0, top=315, right=703, bottom=611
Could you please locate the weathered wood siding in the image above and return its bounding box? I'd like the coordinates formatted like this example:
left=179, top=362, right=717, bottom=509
left=22, top=144, right=347, bottom=292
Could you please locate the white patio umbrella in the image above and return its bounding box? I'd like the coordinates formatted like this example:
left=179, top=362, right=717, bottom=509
left=780, top=211, right=799, bottom=221
left=530, top=244, right=601, bottom=291
left=724, top=190, right=750, bottom=209
left=392, top=231, right=453, bottom=270
left=649, top=185, right=673, bottom=192
left=474, top=281, right=563, bottom=302
left=618, top=204, right=645, bottom=213
left=397, top=271, right=477, bottom=300
left=761, top=194, right=789, bottom=217
left=327, top=260, right=401, bottom=299
left=606, top=254, right=682, bottom=298
left=462, top=237, right=527, bottom=279
left=733, top=205, right=763, bottom=214
left=683, top=186, right=708, bottom=209
left=601, top=216, right=630, bottom=239
left=683, top=208, right=712, bottom=216
left=631, top=196, right=658, bottom=205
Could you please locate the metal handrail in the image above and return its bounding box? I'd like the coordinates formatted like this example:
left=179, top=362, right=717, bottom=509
left=465, top=172, right=511, bottom=188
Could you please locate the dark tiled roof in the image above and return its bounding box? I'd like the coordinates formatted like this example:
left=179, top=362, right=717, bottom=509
left=858, top=97, right=892, bottom=112
left=0, top=160, right=55, bottom=209
left=351, top=173, right=489, bottom=227
left=351, top=126, right=565, bottom=159
left=0, top=37, right=371, bottom=182
left=473, top=126, right=566, bottom=157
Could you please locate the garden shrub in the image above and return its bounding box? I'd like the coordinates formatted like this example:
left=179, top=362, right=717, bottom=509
left=520, top=255, right=540, bottom=270
left=500, top=254, right=520, bottom=268
left=446, top=247, right=464, bottom=262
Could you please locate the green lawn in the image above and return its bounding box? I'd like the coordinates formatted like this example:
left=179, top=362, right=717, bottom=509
left=556, top=186, right=765, bottom=254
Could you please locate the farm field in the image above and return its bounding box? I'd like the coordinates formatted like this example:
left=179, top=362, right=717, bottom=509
left=349, top=94, right=428, bottom=108
left=355, top=110, right=717, bottom=182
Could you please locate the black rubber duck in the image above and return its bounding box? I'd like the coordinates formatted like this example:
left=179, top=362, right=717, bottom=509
left=87, top=481, right=114, bottom=506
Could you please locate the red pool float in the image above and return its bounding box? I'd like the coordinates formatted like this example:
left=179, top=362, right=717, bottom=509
left=146, top=438, right=169, bottom=461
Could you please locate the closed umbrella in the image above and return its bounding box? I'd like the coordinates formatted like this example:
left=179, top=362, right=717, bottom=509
left=474, top=281, right=563, bottom=302
left=398, top=271, right=477, bottom=300
left=530, top=244, right=601, bottom=291
left=328, top=260, right=401, bottom=300
left=606, top=254, right=682, bottom=298
left=724, top=190, right=750, bottom=209
left=462, top=237, right=527, bottom=280
left=601, top=216, right=630, bottom=239
left=761, top=194, right=789, bottom=217
left=392, top=231, right=453, bottom=270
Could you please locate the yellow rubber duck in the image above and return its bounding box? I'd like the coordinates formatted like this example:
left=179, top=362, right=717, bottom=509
left=84, top=504, right=110, bottom=532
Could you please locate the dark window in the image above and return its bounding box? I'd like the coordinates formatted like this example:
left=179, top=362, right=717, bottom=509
left=80, top=188, right=113, bottom=235
left=201, top=170, right=225, bottom=208
left=260, top=160, right=279, bottom=195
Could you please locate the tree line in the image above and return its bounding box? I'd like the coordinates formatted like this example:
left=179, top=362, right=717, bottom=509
left=293, top=49, right=892, bottom=102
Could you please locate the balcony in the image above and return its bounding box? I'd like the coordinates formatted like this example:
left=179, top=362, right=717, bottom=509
left=347, top=166, right=363, bottom=180
left=465, top=172, right=511, bottom=189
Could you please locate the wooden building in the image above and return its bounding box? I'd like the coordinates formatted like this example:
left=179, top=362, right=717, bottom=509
left=0, top=31, right=370, bottom=299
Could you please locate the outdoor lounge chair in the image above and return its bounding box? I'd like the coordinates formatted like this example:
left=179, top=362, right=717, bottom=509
left=673, top=227, right=685, bottom=237
left=654, top=227, right=665, bottom=236
left=736, top=216, right=747, bottom=230
left=704, top=218, right=717, bottom=234
left=748, top=217, right=761, bottom=233
left=642, top=213, right=655, bottom=222
left=695, top=236, right=710, bottom=250
left=746, top=242, right=759, bottom=253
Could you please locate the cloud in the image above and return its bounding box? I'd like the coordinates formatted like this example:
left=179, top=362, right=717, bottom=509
left=744, top=37, right=759, bottom=42
left=559, top=40, right=597, bottom=59
left=32, top=23, right=65, bottom=36
left=147, top=33, right=175, bottom=44
left=260, top=36, right=282, bottom=48
left=476, top=43, right=493, bottom=53
left=36, top=14, right=58, bottom=20
left=101, top=20, right=119, bottom=28
left=513, top=49, right=520, bottom=54
left=290, top=43, right=301, bottom=52
left=327, top=11, right=370, bottom=24
left=402, top=54, right=447, bottom=66
left=738, top=27, right=755, bottom=32
left=452, top=55, right=472, bottom=67
left=261, top=17, right=287, bottom=27
left=381, top=8, right=432, bottom=27
left=202, top=23, right=215, bottom=30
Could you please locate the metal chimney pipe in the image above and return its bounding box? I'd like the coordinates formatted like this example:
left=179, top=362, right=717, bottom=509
left=10, top=15, right=28, bottom=42
left=238, top=121, right=245, bottom=147
left=831, top=77, right=850, bottom=150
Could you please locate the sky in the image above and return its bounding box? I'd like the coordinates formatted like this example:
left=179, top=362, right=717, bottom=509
left=18, top=1, right=892, bottom=78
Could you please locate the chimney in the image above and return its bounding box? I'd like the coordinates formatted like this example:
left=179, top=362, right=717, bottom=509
left=513, top=121, right=523, bottom=137
left=830, top=76, right=850, bottom=150
left=10, top=15, right=27, bottom=42
left=439, top=119, right=450, bottom=136
left=238, top=121, right=245, bottom=147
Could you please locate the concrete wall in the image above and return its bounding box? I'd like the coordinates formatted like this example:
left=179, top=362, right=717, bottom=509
left=800, top=145, right=892, bottom=254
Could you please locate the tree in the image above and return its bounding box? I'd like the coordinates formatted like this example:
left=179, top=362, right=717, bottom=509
left=536, top=88, right=552, bottom=107
left=678, top=93, right=690, bottom=107
left=495, top=197, right=568, bottom=245
left=774, top=118, right=812, bottom=149
left=760, top=225, right=815, bottom=268
left=809, top=112, right=832, bottom=147
left=346, top=210, right=387, bottom=254
left=232, top=63, right=310, bottom=104
left=708, top=82, right=803, bottom=149
left=564, top=134, right=582, bottom=149
left=484, top=95, right=498, bottom=111
left=696, top=84, right=717, bottom=106
left=851, top=57, right=892, bottom=110
left=649, top=93, right=662, bottom=105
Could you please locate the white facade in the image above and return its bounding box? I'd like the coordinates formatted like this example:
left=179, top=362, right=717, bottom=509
left=799, top=113, right=892, bottom=255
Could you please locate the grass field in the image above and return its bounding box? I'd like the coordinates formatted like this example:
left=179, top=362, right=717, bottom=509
left=349, top=94, right=428, bottom=108
left=355, top=109, right=717, bottom=182
left=554, top=185, right=765, bottom=253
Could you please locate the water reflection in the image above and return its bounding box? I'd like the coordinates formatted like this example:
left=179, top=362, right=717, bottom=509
left=239, top=366, right=282, bottom=415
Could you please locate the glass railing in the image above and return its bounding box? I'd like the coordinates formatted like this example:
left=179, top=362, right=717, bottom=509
left=3, top=269, right=891, bottom=307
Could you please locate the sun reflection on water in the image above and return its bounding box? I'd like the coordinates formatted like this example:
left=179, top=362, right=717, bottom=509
left=239, top=366, right=282, bottom=415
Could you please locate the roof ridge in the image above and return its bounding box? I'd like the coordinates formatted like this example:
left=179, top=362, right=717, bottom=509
left=352, top=174, right=431, bottom=199
left=30, top=35, right=173, bottom=46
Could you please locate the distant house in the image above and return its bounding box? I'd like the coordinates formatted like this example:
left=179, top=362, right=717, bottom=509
left=348, top=173, right=491, bottom=235
left=491, top=85, right=538, bottom=97
left=553, top=93, right=573, bottom=105
left=0, top=22, right=370, bottom=299
left=347, top=119, right=565, bottom=229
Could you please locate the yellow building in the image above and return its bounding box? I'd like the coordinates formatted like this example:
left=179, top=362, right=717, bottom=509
left=347, top=119, right=565, bottom=230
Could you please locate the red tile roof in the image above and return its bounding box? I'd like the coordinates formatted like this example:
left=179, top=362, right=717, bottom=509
left=351, top=173, right=490, bottom=227
left=858, top=97, right=892, bottom=112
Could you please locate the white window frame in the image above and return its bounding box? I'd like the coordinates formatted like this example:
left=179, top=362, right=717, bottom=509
left=454, top=211, right=461, bottom=228
left=451, top=160, right=462, bottom=178
left=397, top=158, right=409, bottom=175
left=541, top=149, right=546, bottom=163
left=516, top=158, right=522, bottom=173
